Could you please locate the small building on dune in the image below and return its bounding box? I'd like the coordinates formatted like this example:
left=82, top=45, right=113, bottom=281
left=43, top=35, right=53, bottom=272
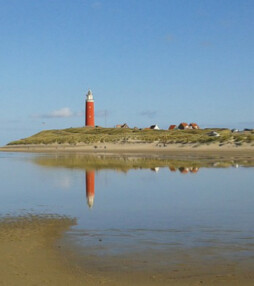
left=150, top=124, right=160, bottom=130
left=189, top=123, right=199, bottom=129
left=178, top=123, right=189, bottom=130
left=115, top=123, right=129, bottom=128
left=121, top=123, right=129, bottom=128
left=168, top=125, right=177, bottom=130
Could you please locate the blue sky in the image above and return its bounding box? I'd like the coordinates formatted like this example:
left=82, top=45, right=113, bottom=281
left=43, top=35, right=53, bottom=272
left=0, top=0, right=253, bottom=145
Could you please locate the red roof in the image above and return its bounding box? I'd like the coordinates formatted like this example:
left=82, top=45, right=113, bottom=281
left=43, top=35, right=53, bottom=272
left=178, top=122, right=189, bottom=129
left=189, top=123, right=199, bottom=129
left=168, top=125, right=177, bottom=130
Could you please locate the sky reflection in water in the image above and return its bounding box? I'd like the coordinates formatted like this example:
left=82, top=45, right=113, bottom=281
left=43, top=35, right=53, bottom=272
left=0, top=152, right=254, bottom=258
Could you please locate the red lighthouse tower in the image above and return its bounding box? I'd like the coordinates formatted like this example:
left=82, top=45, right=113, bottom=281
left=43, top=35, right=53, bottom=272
left=86, top=171, right=95, bottom=208
left=85, top=89, right=95, bottom=127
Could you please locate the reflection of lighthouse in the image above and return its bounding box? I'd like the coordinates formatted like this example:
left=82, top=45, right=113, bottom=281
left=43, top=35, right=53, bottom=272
left=86, top=171, right=95, bottom=208
left=85, top=89, right=95, bottom=127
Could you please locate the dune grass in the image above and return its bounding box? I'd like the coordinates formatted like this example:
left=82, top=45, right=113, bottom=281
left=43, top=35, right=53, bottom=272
left=7, top=127, right=254, bottom=146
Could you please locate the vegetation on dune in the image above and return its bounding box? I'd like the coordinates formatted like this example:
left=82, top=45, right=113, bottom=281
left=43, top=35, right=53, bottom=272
left=7, top=127, right=254, bottom=146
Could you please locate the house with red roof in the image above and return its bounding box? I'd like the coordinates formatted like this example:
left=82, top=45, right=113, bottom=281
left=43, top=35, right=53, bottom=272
left=189, top=123, right=199, bottom=129
left=168, top=125, right=177, bottom=130
left=178, top=123, right=189, bottom=130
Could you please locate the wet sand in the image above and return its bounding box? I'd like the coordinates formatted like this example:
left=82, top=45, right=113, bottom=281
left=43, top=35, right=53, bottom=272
left=0, top=215, right=254, bottom=286
left=0, top=215, right=88, bottom=286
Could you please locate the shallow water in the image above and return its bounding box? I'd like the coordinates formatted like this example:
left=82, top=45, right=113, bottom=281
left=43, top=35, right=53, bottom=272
left=1, top=152, right=254, bottom=265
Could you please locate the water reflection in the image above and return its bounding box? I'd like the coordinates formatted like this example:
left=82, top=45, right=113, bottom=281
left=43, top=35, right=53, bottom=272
left=86, top=171, right=95, bottom=208
left=85, top=165, right=200, bottom=208
left=32, top=154, right=254, bottom=173
left=1, top=153, right=254, bottom=284
left=152, top=166, right=199, bottom=174
left=32, top=154, right=254, bottom=209
left=85, top=165, right=201, bottom=209
left=1, top=153, right=254, bottom=262
left=177, top=166, right=199, bottom=174
left=150, top=167, right=160, bottom=172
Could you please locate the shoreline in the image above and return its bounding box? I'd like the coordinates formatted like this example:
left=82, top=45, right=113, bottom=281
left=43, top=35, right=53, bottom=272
left=1, top=142, right=254, bottom=156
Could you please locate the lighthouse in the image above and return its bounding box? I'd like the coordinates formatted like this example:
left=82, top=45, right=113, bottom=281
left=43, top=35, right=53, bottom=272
left=86, top=171, right=95, bottom=208
left=85, top=89, right=95, bottom=127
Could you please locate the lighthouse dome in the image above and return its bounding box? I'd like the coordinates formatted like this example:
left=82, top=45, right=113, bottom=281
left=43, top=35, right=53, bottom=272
left=86, top=89, right=94, bottom=101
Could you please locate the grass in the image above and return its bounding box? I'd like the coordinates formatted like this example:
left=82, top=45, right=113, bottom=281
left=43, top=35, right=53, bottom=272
left=7, top=127, right=254, bottom=145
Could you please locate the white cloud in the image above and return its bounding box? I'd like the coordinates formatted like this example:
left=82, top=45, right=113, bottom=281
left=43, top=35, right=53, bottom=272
left=49, top=107, right=73, bottom=118
left=33, top=108, right=84, bottom=119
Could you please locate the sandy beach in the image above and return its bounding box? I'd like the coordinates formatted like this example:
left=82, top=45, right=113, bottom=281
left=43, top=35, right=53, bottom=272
left=0, top=215, right=254, bottom=286
left=0, top=215, right=87, bottom=286
left=1, top=142, right=254, bottom=155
